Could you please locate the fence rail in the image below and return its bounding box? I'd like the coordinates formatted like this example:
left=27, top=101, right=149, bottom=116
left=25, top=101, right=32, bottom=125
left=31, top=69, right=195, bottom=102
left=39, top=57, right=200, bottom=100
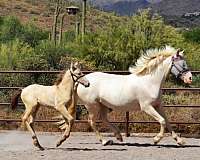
left=0, top=70, right=200, bottom=136
left=0, top=70, right=200, bottom=74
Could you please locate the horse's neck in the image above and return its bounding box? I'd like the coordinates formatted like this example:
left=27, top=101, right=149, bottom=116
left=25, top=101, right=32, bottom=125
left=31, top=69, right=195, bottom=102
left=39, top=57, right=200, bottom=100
left=148, top=57, right=172, bottom=87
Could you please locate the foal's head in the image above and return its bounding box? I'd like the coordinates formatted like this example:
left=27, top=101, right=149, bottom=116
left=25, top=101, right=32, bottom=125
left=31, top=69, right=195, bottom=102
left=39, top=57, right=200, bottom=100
left=69, top=62, right=90, bottom=87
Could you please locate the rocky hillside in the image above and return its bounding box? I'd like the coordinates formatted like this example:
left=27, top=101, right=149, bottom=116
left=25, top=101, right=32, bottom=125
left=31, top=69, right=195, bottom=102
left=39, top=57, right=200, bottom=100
left=151, top=0, right=200, bottom=27
left=102, top=0, right=150, bottom=16
left=90, top=0, right=200, bottom=27
left=0, top=0, right=124, bottom=32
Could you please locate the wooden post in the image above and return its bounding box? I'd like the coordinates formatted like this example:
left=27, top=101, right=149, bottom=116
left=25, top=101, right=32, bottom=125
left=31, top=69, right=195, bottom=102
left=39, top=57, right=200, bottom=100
left=59, top=13, right=66, bottom=44
left=52, top=0, right=62, bottom=46
left=125, top=112, right=130, bottom=137
left=75, top=21, right=80, bottom=41
left=81, top=0, right=86, bottom=42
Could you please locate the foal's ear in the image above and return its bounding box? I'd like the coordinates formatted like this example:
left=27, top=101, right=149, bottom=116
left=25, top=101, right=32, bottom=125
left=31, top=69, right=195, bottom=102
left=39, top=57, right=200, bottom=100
left=70, top=62, right=74, bottom=71
left=74, top=61, right=81, bottom=69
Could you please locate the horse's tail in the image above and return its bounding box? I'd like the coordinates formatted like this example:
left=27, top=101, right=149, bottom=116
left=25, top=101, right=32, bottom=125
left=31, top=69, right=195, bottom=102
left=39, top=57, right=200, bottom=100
left=11, top=89, right=22, bottom=110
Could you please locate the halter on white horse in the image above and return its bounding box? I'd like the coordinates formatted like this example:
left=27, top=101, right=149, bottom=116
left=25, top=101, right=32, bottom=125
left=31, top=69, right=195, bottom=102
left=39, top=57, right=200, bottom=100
left=58, top=46, right=192, bottom=146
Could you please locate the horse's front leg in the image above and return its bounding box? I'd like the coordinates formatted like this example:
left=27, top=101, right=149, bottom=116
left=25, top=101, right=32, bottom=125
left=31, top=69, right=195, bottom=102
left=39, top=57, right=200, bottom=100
left=55, top=103, right=74, bottom=147
left=141, top=103, right=166, bottom=144
left=155, top=106, right=185, bottom=145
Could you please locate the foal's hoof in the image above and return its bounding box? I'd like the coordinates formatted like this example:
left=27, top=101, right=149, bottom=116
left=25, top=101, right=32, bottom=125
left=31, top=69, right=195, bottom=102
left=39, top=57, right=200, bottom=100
left=33, top=141, right=45, bottom=151
left=56, top=141, right=62, bottom=147
left=102, top=140, right=113, bottom=146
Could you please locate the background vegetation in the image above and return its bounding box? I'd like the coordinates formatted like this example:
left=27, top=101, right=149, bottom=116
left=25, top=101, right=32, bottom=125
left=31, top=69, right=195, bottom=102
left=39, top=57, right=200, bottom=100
left=0, top=4, right=199, bottom=134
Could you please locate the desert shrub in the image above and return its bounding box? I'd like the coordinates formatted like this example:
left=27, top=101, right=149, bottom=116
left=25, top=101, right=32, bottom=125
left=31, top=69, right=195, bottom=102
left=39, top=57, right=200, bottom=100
left=69, top=10, right=184, bottom=70
left=183, top=27, right=200, bottom=43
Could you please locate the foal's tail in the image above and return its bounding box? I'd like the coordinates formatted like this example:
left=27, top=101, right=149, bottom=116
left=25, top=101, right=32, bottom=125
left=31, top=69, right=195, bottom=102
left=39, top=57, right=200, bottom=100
left=11, top=89, right=22, bottom=110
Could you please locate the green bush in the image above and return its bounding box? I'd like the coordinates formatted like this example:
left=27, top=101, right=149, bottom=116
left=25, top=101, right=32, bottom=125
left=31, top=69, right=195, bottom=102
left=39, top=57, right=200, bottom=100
left=70, top=10, right=184, bottom=70
left=0, top=16, right=48, bottom=46
left=0, top=16, right=23, bottom=43
left=183, top=28, right=200, bottom=43
left=20, top=22, right=48, bottom=47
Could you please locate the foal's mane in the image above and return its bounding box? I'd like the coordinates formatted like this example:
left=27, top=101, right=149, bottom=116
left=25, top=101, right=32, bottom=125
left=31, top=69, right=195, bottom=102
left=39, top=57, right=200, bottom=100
left=129, top=46, right=176, bottom=75
left=54, top=70, right=67, bottom=85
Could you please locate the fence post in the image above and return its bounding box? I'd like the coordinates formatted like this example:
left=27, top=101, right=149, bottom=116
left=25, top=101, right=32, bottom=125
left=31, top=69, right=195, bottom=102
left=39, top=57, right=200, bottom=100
left=125, top=112, right=130, bottom=137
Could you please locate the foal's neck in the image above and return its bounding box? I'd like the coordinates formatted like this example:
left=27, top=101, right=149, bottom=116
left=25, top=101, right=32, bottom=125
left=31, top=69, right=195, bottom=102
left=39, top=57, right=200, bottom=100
left=59, top=71, right=74, bottom=89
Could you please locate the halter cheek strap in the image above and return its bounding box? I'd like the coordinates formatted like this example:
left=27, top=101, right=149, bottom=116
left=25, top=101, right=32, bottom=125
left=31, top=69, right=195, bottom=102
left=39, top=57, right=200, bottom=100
left=70, top=70, right=85, bottom=84
left=171, top=57, right=189, bottom=78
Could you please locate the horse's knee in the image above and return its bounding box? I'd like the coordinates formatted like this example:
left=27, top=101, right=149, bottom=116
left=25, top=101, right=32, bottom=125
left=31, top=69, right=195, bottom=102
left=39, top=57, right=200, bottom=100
left=22, top=116, right=27, bottom=124
left=159, top=118, right=166, bottom=125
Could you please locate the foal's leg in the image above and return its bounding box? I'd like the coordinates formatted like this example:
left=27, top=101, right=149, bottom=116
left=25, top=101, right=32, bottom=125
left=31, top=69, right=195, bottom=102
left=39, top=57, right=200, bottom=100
left=141, top=103, right=166, bottom=144
left=22, top=104, right=44, bottom=150
left=55, top=103, right=74, bottom=147
left=28, top=106, right=44, bottom=150
left=100, top=106, right=123, bottom=142
left=155, top=106, right=185, bottom=145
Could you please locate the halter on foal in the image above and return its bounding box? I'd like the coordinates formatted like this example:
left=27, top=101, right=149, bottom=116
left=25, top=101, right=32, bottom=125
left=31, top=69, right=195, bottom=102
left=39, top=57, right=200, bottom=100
left=11, top=62, right=90, bottom=150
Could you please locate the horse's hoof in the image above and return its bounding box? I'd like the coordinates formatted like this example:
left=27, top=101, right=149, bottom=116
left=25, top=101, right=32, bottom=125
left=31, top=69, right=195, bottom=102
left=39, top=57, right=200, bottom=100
left=117, top=136, right=123, bottom=142
left=102, top=140, right=113, bottom=146
left=153, top=136, right=162, bottom=145
left=177, top=139, right=185, bottom=146
left=39, top=146, right=45, bottom=151
left=153, top=141, right=158, bottom=145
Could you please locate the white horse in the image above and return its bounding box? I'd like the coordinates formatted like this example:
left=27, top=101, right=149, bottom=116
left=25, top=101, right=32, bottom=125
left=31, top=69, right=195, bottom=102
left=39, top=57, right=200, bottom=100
left=59, top=46, right=192, bottom=146
left=11, top=62, right=90, bottom=150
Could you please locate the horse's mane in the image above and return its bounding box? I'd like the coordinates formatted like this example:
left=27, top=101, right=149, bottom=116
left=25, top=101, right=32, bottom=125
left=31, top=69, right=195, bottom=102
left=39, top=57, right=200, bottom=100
left=129, top=46, right=176, bottom=75
left=54, top=70, right=67, bottom=85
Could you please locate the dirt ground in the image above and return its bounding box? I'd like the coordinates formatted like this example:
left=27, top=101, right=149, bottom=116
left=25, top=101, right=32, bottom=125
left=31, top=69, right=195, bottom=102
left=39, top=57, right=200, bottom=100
left=0, top=130, right=200, bottom=160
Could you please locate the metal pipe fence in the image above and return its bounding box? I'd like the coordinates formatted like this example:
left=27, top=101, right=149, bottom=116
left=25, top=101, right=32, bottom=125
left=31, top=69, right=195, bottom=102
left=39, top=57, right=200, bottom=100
left=0, top=70, right=200, bottom=136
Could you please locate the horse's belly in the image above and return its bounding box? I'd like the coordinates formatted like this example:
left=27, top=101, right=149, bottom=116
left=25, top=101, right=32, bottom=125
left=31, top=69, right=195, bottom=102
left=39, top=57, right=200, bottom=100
left=100, top=98, right=141, bottom=112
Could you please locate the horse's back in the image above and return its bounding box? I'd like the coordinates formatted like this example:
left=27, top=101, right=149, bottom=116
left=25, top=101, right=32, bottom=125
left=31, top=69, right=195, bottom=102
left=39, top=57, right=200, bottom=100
left=21, top=84, right=56, bottom=106
left=77, top=72, right=140, bottom=108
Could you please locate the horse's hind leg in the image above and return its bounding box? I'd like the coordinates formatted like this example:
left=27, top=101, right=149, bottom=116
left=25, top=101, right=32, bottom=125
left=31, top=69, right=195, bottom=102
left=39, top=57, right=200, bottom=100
left=87, top=105, right=113, bottom=146
left=100, top=106, right=123, bottom=142
left=155, top=106, right=185, bottom=145
left=29, top=105, right=44, bottom=150
left=23, top=104, right=44, bottom=150
left=55, top=104, right=74, bottom=147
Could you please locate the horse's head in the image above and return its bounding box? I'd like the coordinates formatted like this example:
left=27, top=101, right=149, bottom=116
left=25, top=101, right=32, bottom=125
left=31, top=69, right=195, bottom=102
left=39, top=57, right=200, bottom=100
left=70, top=62, right=90, bottom=87
left=170, top=49, right=192, bottom=84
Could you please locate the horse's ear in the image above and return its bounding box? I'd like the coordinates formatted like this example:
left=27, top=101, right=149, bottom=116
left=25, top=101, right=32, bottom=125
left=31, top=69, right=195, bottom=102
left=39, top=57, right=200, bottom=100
left=176, top=49, right=180, bottom=56
left=179, top=50, right=184, bottom=57
left=176, top=49, right=185, bottom=58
